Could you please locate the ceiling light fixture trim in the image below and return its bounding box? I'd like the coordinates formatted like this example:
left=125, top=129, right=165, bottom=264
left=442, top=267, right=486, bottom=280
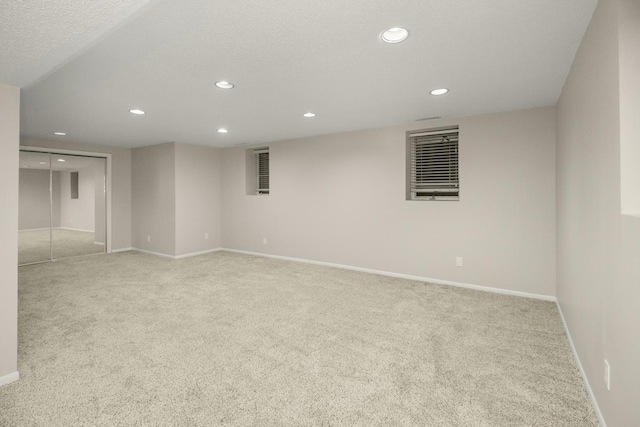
left=217, top=128, right=228, bottom=133
left=129, top=109, right=145, bottom=115
left=215, top=81, right=234, bottom=89
left=430, top=88, right=449, bottom=96
left=381, top=27, right=409, bottom=44
left=303, top=112, right=316, bottom=118
left=53, top=132, right=66, bottom=136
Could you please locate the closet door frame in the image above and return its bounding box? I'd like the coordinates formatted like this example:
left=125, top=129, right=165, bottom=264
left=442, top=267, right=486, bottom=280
left=21, top=146, right=113, bottom=254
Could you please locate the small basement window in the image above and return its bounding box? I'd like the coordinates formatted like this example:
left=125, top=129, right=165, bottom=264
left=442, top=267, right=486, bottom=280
left=407, top=126, right=459, bottom=201
left=255, top=148, right=269, bottom=195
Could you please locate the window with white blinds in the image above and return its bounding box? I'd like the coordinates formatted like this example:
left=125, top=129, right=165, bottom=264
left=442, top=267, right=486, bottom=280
left=407, top=126, right=459, bottom=201
left=255, top=148, right=269, bottom=195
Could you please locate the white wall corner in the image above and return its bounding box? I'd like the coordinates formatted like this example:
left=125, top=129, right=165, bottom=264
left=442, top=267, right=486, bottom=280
left=130, top=248, right=176, bottom=259
left=130, top=247, right=223, bottom=260
left=174, top=248, right=222, bottom=259
left=556, top=301, right=607, bottom=427
left=0, top=371, right=19, bottom=388
left=110, top=247, right=134, bottom=253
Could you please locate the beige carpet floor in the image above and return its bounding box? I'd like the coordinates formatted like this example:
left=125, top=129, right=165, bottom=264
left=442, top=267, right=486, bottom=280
left=19, top=229, right=105, bottom=265
left=1, top=251, right=597, bottom=426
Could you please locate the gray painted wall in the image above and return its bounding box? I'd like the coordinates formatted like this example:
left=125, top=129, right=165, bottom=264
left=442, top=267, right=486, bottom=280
left=221, top=107, right=557, bottom=297
left=0, top=83, right=19, bottom=380
left=131, top=142, right=222, bottom=257
left=175, top=142, right=222, bottom=256
left=131, top=142, right=176, bottom=256
left=21, top=137, right=132, bottom=250
left=556, top=0, right=640, bottom=424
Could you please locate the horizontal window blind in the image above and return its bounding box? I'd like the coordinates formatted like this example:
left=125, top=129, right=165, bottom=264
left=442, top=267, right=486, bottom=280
left=408, top=126, right=459, bottom=200
left=255, top=148, right=269, bottom=195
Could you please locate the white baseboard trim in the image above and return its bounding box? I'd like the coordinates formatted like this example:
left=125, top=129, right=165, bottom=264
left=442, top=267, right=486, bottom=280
left=20, top=227, right=94, bottom=232
left=111, top=247, right=133, bottom=253
left=130, top=247, right=222, bottom=260
left=221, top=248, right=556, bottom=302
left=58, top=227, right=94, bottom=233
left=556, top=302, right=606, bottom=427
left=174, top=248, right=222, bottom=259
left=117, top=246, right=555, bottom=301
left=19, top=227, right=95, bottom=232
left=0, top=371, right=19, bottom=388
left=131, top=248, right=176, bottom=259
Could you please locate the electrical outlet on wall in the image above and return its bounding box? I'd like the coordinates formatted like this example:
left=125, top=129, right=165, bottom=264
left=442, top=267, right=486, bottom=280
left=456, top=257, right=463, bottom=267
left=263, top=237, right=267, bottom=244
left=604, top=359, right=611, bottom=390
left=147, top=235, right=151, bottom=242
left=204, top=232, right=209, bottom=240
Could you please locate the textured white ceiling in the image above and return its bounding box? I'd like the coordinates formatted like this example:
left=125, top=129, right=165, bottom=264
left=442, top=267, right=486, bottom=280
left=8, top=0, right=598, bottom=148
left=0, top=0, right=156, bottom=88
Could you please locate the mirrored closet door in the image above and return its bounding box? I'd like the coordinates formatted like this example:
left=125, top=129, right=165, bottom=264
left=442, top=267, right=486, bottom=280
left=18, top=151, right=52, bottom=265
left=18, top=150, right=107, bottom=266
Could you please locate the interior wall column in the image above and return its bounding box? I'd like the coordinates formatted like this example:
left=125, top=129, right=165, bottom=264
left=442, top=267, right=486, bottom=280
left=0, top=83, right=20, bottom=386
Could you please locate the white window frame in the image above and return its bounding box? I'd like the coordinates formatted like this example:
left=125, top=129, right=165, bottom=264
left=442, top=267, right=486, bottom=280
left=406, top=126, right=460, bottom=201
left=255, top=148, right=269, bottom=195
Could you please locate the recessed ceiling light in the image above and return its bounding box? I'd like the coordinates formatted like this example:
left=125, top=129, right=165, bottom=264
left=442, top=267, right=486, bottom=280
left=53, top=132, right=66, bottom=136
left=215, top=81, right=234, bottom=89
left=381, top=27, right=409, bottom=44
left=57, top=159, right=65, bottom=162
left=303, top=112, right=316, bottom=118
left=129, top=109, right=145, bottom=115
left=430, top=88, right=449, bottom=96
left=217, top=128, right=228, bottom=133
